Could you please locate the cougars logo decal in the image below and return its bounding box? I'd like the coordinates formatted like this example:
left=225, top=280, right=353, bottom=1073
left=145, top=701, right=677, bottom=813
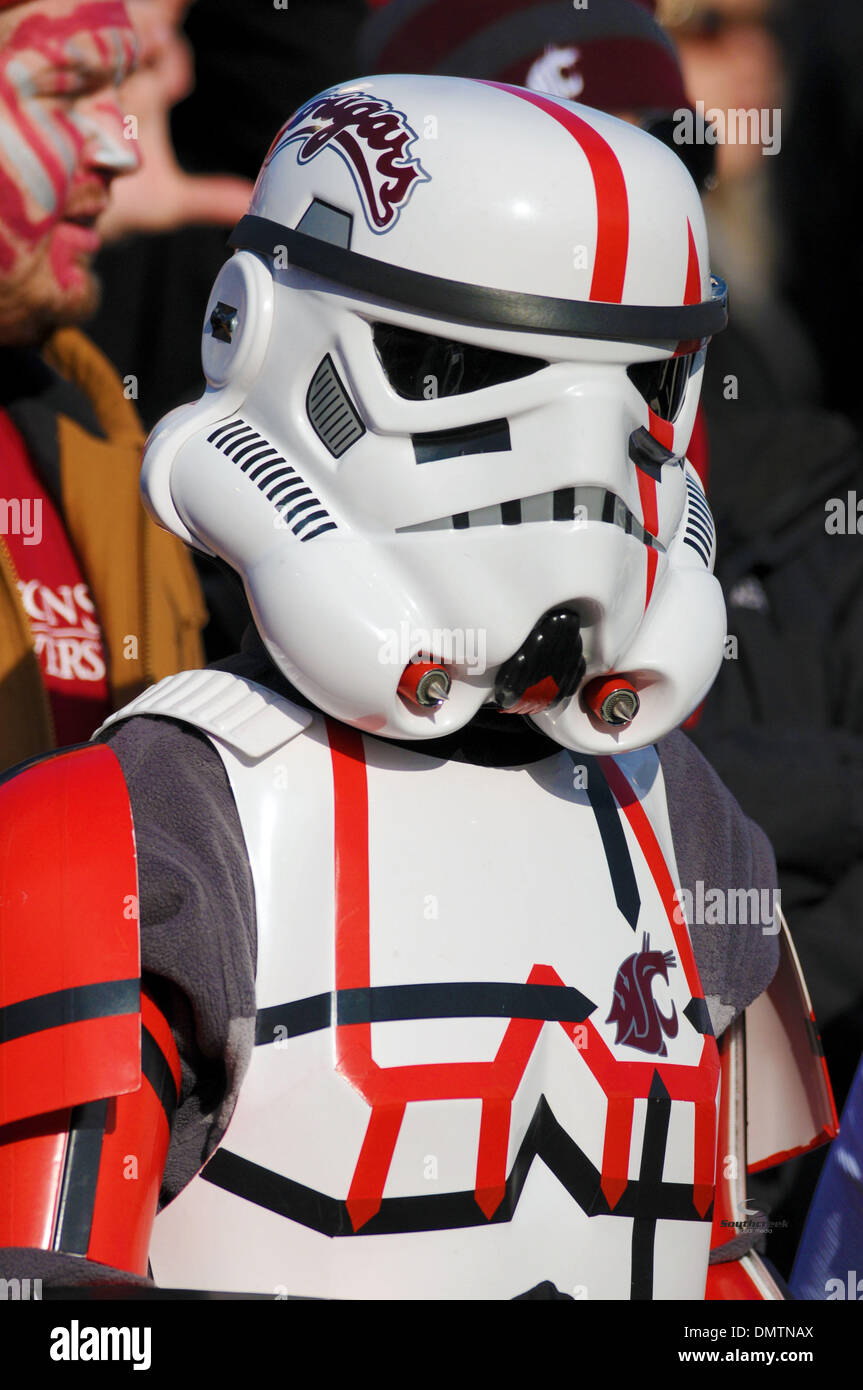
left=264, top=91, right=430, bottom=234
left=606, top=932, right=679, bottom=1057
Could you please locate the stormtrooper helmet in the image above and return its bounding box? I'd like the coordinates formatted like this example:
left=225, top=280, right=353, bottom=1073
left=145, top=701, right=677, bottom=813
left=142, top=74, right=727, bottom=752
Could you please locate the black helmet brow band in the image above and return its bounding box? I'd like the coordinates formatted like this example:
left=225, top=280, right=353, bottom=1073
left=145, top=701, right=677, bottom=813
left=228, top=214, right=728, bottom=346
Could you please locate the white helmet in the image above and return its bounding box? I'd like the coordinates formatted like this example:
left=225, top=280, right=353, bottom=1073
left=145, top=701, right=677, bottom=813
left=143, top=74, right=727, bottom=752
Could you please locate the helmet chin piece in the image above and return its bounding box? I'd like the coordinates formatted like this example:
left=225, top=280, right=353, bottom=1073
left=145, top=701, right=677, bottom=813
left=141, top=75, right=728, bottom=753
left=494, top=609, right=585, bottom=716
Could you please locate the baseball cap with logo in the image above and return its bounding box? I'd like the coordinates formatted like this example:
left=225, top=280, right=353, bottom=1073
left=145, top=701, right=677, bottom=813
left=358, top=0, right=715, bottom=190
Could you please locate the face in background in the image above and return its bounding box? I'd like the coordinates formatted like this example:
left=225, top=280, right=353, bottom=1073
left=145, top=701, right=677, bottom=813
left=0, top=0, right=139, bottom=346
left=659, top=0, right=784, bottom=181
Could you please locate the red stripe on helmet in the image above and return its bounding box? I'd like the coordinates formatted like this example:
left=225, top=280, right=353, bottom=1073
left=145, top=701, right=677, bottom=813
left=482, top=81, right=629, bottom=302
left=684, top=218, right=701, bottom=305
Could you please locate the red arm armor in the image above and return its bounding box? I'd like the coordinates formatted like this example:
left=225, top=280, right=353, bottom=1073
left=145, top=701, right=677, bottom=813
left=0, top=744, right=180, bottom=1277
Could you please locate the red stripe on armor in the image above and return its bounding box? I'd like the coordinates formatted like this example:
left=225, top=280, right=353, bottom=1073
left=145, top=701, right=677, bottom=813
left=327, top=719, right=373, bottom=996
left=705, top=1260, right=767, bottom=1300
left=598, top=757, right=701, bottom=995
left=346, top=1102, right=406, bottom=1233
left=710, top=1029, right=740, bottom=1251
left=482, top=82, right=629, bottom=302
left=601, top=1096, right=634, bottom=1210
left=812, top=1009, right=840, bottom=1136
left=475, top=1096, right=511, bottom=1220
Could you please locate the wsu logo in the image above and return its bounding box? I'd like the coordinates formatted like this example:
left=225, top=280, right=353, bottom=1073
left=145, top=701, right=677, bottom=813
left=265, top=91, right=430, bottom=233
left=606, top=933, right=678, bottom=1058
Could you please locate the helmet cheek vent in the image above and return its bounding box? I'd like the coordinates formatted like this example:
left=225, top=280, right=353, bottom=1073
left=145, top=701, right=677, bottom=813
left=306, top=355, right=366, bottom=458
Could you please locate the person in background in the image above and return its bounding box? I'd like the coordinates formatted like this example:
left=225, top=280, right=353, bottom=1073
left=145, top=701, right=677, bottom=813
left=0, top=0, right=206, bottom=773
left=85, top=0, right=367, bottom=658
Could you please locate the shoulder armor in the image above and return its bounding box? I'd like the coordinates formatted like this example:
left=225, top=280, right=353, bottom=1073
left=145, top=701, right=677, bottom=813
left=745, top=910, right=838, bottom=1171
left=707, top=910, right=838, bottom=1296
left=98, top=667, right=313, bottom=758
left=0, top=743, right=140, bottom=1127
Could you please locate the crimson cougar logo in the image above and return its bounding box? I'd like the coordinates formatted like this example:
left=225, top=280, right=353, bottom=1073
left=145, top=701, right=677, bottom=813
left=266, top=91, right=430, bottom=234
left=606, top=933, right=678, bottom=1058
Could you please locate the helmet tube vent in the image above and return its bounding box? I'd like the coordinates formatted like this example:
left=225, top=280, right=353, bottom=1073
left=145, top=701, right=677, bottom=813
left=307, top=355, right=366, bottom=458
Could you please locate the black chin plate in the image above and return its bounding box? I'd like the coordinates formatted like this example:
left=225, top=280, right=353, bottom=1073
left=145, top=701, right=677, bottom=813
left=494, top=609, right=585, bottom=713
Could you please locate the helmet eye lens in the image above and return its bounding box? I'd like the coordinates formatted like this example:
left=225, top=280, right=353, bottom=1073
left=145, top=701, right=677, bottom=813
left=627, top=351, right=701, bottom=422
left=373, top=322, right=547, bottom=400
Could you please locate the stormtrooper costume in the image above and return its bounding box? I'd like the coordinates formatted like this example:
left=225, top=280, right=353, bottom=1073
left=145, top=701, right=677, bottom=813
left=0, top=76, right=832, bottom=1300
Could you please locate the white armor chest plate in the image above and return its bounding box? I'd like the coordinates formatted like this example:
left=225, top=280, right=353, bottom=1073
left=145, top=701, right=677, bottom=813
left=135, top=673, right=718, bottom=1300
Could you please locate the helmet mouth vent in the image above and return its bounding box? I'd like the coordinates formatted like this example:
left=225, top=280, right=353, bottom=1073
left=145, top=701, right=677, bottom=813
left=397, top=484, right=664, bottom=549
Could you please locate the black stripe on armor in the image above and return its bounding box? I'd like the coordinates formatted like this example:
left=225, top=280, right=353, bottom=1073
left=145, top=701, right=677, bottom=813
left=254, top=981, right=596, bottom=1046
left=630, top=1071, right=672, bottom=1300
left=0, top=978, right=139, bottom=1046
left=683, top=997, right=714, bottom=1036
left=578, top=755, right=641, bottom=931
left=201, top=1093, right=707, bottom=1237
left=51, top=1099, right=108, bottom=1255
left=142, top=1025, right=179, bottom=1126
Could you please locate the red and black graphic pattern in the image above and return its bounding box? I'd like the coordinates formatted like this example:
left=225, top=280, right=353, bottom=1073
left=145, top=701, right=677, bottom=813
left=202, top=731, right=719, bottom=1298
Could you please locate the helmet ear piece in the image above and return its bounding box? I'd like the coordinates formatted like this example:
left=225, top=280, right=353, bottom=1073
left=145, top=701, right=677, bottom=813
left=201, top=251, right=275, bottom=393
left=141, top=251, right=275, bottom=553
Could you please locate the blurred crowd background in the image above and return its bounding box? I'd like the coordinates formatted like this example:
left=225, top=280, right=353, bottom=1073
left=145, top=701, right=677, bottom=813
left=4, top=0, right=863, bottom=1294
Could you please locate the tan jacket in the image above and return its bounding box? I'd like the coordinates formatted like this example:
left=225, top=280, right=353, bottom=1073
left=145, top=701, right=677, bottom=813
left=0, top=328, right=206, bottom=770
